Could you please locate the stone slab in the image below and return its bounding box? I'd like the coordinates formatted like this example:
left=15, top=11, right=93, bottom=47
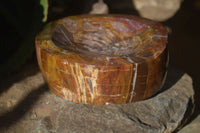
left=0, top=64, right=194, bottom=133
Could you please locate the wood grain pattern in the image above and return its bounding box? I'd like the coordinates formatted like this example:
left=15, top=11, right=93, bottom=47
left=35, top=14, right=168, bottom=105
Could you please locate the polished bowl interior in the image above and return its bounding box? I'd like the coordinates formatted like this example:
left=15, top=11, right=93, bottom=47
left=52, top=15, right=163, bottom=57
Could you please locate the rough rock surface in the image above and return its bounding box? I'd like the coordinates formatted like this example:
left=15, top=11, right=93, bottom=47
left=178, top=115, right=200, bottom=133
left=0, top=63, right=194, bottom=133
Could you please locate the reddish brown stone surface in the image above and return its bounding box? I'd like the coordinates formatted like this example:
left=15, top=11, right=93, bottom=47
left=35, top=15, right=168, bottom=105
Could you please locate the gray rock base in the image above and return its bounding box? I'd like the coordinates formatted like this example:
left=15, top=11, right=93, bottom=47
left=0, top=71, right=194, bottom=133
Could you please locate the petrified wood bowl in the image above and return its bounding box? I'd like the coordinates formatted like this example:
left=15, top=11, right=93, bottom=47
left=35, top=15, right=168, bottom=105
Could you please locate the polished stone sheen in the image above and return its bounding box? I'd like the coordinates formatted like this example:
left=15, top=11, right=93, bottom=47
left=35, top=15, right=168, bottom=105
